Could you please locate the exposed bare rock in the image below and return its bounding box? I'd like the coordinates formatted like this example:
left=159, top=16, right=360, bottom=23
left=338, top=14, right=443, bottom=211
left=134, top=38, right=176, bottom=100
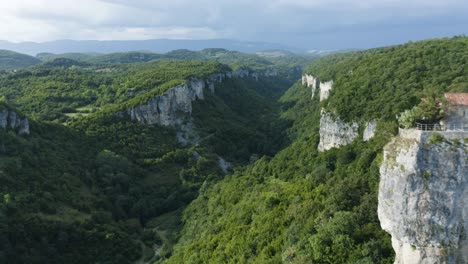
left=126, top=68, right=280, bottom=144
left=378, top=130, right=468, bottom=264
left=319, top=81, right=333, bottom=101
left=363, top=120, right=377, bottom=141
left=0, top=109, right=30, bottom=135
left=318, top=110, right=359, bottom=152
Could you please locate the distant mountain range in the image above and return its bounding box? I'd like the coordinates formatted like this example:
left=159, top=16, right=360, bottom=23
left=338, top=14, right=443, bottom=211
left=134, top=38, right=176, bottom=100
left=0, top=39, right=303, bottom=56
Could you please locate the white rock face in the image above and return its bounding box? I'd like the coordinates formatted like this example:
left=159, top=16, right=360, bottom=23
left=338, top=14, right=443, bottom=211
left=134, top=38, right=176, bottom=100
left=0, top=109, right=30, bottom=135
left=302, top=74, right=319, bottom=98
left=126, top=68, right=280, bottom=143
left=128, top=79, right=204, bottom=127
left=319, top=81, right=333, bottom=101
left=128, top=69, right=278, bottom=127
left=318, top=110, right=359, bottom=152
left=378, top=130, right=468, bottom=264
left=301, top=74, right=334, bottom=100
left=363, top=120, right=377, bottom=141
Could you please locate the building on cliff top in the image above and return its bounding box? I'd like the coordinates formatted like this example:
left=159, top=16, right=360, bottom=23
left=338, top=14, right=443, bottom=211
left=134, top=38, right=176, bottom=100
left=442, top=93, right=468, bottom=131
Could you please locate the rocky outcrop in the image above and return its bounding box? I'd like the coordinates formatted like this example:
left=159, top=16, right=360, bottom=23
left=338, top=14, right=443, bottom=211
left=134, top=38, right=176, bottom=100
left=0, top=109, right=30, bottom=135
left=378, top=130, right=468, bottom=264
left=318, top=110, right=359, bottom=152
left=128, top=78, right=205, bottom=127
left=126, top=67, right=280, bottom=144
left=302, top=74, right=320, bottom=99
left=301, top=74, right=333, bottom=101
left=319, top=81, right=333, bottom=101
left=218, top=156, right=232, bottom=174
left=363, top=120, right=377, bottom=141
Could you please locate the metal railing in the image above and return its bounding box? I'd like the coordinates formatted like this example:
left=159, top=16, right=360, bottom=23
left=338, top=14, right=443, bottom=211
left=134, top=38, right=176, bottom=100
left=416, top=123, right=468, bottom=131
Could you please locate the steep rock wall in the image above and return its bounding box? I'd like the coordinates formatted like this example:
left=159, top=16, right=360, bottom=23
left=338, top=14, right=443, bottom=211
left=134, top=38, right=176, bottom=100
left=0, top=109, right=30, bottom=135
left=378, top=130, right=468, bottom=264
left=302, top=74, right=319, bottom=98
left=318, top=110, right=359, bottom=152
left=126, top=68, right=279, bottom=143
left=319, top=81, right=333, bottom=101
left=301, top=74, right=333, bottom=101
left=363, top=120, right=377, bottom=141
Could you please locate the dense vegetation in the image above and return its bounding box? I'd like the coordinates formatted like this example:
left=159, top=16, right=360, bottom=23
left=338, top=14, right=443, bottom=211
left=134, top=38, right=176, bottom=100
left=0, top=52, right=300, bottom=263
left=306, top=36, right=468, bottom=122
left=0, top=50, right=41, bottom=70
left=165, top=80, right=396, bottom=264
left=36, top=48, right=314, bottom=70
left=0, top=60, right=230, bottom=121
left=1, top=37, right=466, bottom=263
left=164, top=37, right=467, bottom=263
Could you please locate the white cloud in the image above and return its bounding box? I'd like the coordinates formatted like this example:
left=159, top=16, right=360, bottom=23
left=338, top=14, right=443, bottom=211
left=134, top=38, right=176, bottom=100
left=0, top=0, right=465, bottom=43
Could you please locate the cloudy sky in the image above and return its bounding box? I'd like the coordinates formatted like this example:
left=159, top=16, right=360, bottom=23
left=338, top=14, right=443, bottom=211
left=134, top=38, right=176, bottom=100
left=0, top=0, right=467, bottom=49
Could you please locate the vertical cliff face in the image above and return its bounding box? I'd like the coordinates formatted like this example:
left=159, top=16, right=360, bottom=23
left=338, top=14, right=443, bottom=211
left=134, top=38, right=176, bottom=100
left=378, top=130, right=468, bottom=264
left=0, top=109, right=30, bottom=135
left=363, top=120, right=377, bottom=141
left=319, top=81, right=333, bottom=101
left=126, top=68, right=280, bottom=144
left=127, top=78, right=205, bottom=127
left=301, top=74, right=333, bottom=101
left=302, top=74, right=320, bottom=98
left=318, top=110, right=359, bottom=152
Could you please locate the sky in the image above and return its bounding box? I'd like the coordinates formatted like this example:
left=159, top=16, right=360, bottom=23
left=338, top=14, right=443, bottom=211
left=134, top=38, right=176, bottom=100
left=0, top=0, right=467, bottom=50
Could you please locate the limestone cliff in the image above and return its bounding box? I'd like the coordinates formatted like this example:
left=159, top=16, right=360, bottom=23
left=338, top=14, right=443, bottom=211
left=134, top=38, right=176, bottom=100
left=127, top=78, right=205, bottom=127
left=317, top=110, right=359, bottom=152
left=301, top=74, right=333, bottom=101
left=363, top=120, right=377, bottom=141
left=126, top=67, right=279, bottom=144
left=378, top=129, right=468, bottom=264
left=319, top=80, right=333, bottom=101
left=302, top=74, right=319, bottom=98
left=0, top=108, right=30, bottom=135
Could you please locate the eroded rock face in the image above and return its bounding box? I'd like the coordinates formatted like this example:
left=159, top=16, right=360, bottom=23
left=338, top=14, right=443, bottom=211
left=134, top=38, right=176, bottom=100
left=128, top=79, right=203, bottom=127
left=317, top=110, right=359, bottom=152
left=301, top=74, right=333, bottom=100
left=302, top=74, right=320, bottom=98
left=378, top=130, right=468, bottom=264
left=319, top=81, right=333, bottom=101
left=0, top=109, right=30, bottom=135
left=363, top=120, right=377, bottom=141
left=127, top=69, right=278, bottom=127
left=126, top=68, right=280, bottom=144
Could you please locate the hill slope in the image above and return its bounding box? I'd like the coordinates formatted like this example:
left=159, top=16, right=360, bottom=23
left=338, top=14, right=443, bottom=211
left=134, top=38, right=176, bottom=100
left=164, top=37, right=467, bottom=263
left=0, top=50, right=41, bottom=70
left=0, top=58, right=300, bottom=263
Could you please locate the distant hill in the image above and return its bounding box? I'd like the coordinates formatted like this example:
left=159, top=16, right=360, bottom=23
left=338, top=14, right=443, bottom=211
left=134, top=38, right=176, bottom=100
left=255, top=50, right=297, bottom=58
left=0, top=39, right=301, bottom=55
left=36, top=52, right=98, bottom=62
left=32, top=48, right=316, bottom=69
left=0, top=50, right=41, bottom=70
left=42, top=58, right=90, bottom=68
left=87, top=51, right=165, bottom=64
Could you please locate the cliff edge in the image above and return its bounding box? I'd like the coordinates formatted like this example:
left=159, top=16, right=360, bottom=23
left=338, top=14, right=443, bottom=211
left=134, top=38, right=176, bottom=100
left=378, top=129, right=467, bottom=264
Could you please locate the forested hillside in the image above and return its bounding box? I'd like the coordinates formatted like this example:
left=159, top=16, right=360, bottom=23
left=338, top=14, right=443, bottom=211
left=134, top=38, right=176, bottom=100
left=36, top=48, right=314, bottom=70
left=306, top=36, right=468, bottom=121
left=0, top=54, right=300, bottom=263
left=165, top=36, right=467, bottom=263
left=0, top=50, right=41, bottom=70
left=0, top=37, right=466, bottom=263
